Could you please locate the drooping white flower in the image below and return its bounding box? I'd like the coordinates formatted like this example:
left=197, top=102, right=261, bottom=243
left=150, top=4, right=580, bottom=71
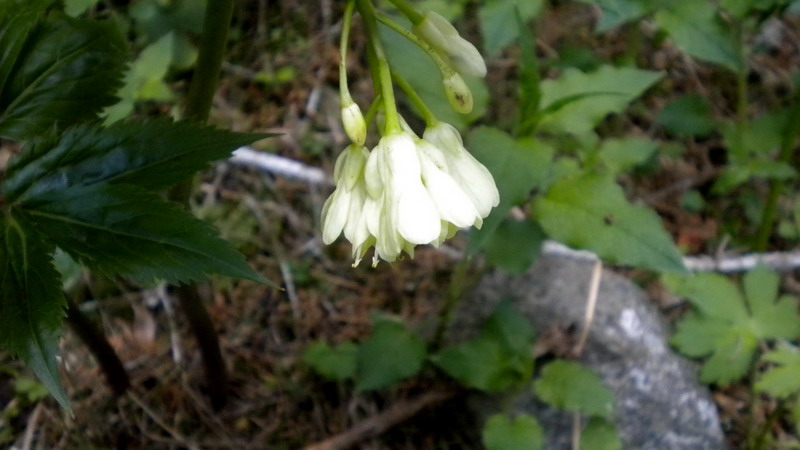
left=416, top=139, right=481, bottom=229
left=321, top=145, right=369, bottom=245
left=414, top=11, right=487, bottom=78
left=423, top=122, right=499, bottom=218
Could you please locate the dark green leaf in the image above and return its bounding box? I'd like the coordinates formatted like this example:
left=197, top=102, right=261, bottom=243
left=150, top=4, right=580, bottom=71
left=598, top=137, right=659, bottom=174
left=3, top=120, right=265, bottom=201
left=576, top=0, right=652, bottom=32
left=533, top=174, right=686, bottom=273
left=0, top=0, right=50, bottom=95
left=13, top=184, right=269, bottom=286
left=482, top=413, right=544, bottom=450
left=0, top=11, right=128, bottom=140
left=655, top=0, right=744, bottom=74
left=467, top=127, right=553, bottom=251
left=303, top=341, right=358, bottom=382
left=432, top=301, right=534, bottom=392
left=656, top=95, right=716, bottom=138
left=479, top=0, right=544, bottom=58
left=533, top=360, right=615, bottom=418
left=355, top=319, right=426, bottom=392
left=483, top=218, right=545, bottom=274
left=0, top=218, right=69, bottom=409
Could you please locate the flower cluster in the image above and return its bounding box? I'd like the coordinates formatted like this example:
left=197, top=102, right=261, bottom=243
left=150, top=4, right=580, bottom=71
left=324, top=0, right=498, bottom=266
left=322, top=123, right=498, bottom=266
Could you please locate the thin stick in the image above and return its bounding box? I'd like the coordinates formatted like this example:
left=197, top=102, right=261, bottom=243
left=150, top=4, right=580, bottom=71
left=571, top=411, right=582, bottom=450
left=303, top=390, right=455, bottom=450
left=21, top=402, right=43, bottom=450
left=573, top=260, right=602, bottom=358
left=128, top=392, right=200, bottom=450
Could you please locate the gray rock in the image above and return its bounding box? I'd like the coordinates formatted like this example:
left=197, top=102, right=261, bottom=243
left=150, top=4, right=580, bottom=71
left=452, top=253, right=725, bottom=450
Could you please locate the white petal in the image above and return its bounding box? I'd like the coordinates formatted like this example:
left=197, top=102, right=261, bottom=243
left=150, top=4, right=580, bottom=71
left=396, top=183, right=441, bottom=244
left=419, top=149, right=479, bottom=228
left=320, top=188, right=349, bottom=244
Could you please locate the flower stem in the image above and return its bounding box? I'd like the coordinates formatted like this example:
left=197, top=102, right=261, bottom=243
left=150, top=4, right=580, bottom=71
left=386, top=0, right=423, bottom=25
left=392, top=71, right=437, bottom=126
left=376, top=11, right=456, bottom=81
left=356, top=0, right=401, bottom=135
left=339, top=0, right=357, bottom=106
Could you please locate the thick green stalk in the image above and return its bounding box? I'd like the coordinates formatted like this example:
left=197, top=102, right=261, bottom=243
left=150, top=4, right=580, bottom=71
left=392, top=71, right=437, bottom=126
left=356, top=0, right=401, bottom=135
left=386, top=0, right=423, bottom=25
left=174, top=0, right=237, bottom=411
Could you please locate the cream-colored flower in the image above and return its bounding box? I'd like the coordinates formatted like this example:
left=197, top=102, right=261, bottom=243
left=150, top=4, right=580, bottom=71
left=423, top=122, right=499, bottom=218
left=321, top=145, right=369, bottom=245
left=414, top=11, right=487, bottom=78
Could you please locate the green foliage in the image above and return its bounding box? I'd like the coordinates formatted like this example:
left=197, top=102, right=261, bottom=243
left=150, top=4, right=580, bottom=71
left=655, top=0, right=744, bottom=73
left=0, top=220, right=69, bottom=409
left=536, top=65, right=663, bottom=135
left=467, top=127, right=553, bottom=252
left=303, top=341, right=358, bottom=382
left=665, top=267, right=800, bottom=385
left=0, top=2, right=128, bottom=140
left=483, top=219, right=546, bottom=274
left=432, top=301, right=535, bottom=392
left=756, top=344, right=800, bottom=398
left=355, top=318, right=427, bottom=392
left=577, top=0, right=652, bottom=32
left=482, top=413, right=544, bottom=450
left=533, top=359, right=615, bottom=419
left=581, top=418, right=623, bottom=450
left=478, top=0, right=544, bottom=58
left=656, top=95, right=717, bottom=139
left=534, top=174, right=686, bottom=273
left=597, top=137, right=659, bottom=174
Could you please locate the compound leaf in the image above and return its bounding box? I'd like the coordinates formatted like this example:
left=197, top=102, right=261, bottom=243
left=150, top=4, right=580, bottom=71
left=13, top=184, right=269, bottom=286
left=0, top=7, right=127, bottom=140
left=0, top=218, right=69, bottom=409
left=533, top=359, right=615, bottom=418
left=303, top=341, right=358, bottom=382
left=482, top=413, right=544, bottom=450
left=756, top=344, right=800, bottom=398
left=355, top=319, right=426, bottom=392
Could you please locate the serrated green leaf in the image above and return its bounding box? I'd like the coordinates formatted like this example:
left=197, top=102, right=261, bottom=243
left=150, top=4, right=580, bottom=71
left=466, top=127, right=553, bottom=251
left=479, top=0, right=544, bottom=58
left=537, top=65, right=663, bottom=135
left=355, top=319, right=426, bottom=392
left=3, top=120, right=265, bottom=201
left=0, top=219, right=69, bottom=410
left=533, top=360, right=615, bottom=418
left=656, top=94, right=716, bottom=138
left=482, top=413, right=544, bottom=450
left=303, top=341, right=357, bottom=382
left=756, top=344, right=800, bottom=398
left=666, top=268, right=800, bottom=385
left=13, top=184, right=269, bottom=286
left=598, top=137, right=659, bottom=174
left=534, top=174, right=686, bottom=273
left=581, top=417, right=622, bottom=450
left=433, top=301, right=534, bottom=392
left=0, top=1, right=49, bottom=95
left=380, top=20, right=488, bottom=129
left=655, top=0, right=744, bottom=74
left=0, top=11, right=128, bottom=140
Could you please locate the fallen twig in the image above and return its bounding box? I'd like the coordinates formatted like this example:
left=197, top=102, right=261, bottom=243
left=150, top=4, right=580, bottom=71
left=303, top=390, right=456, bottom=450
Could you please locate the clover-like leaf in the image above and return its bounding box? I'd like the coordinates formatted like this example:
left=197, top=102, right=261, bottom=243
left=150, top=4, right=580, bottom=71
left=533, top=360, right=615, bottom=419
left=0, top=218, right=69, bottom=409
left=482, top=413, right=544, bottom=450
left=534, top=174, right=686, bottom=273
left=354, top=319, right=426, bottom=392
left=12, top=184, right=269, bottom=286
left=0, top=5, right=128, bottom=140
left=665, top=267, right=800, bottom=385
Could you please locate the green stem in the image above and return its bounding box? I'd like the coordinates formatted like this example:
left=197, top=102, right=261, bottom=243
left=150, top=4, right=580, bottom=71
left=173, top=0, right=237, bottom=410
left=386, top=0, right=423, bottom=25
left=431, top=257, right=477, bottom=350
left=339, top=0, right=357, bottom=105
left=183, top=0, right=236, bottom=122
left=376, top=11, right=456, bottom=81
left=735, top=20, right=749, bottom=132
left=754, top=96, right=800, bottom=251
left=356, top=0, right=401, bottom=135
left=392, top=71, right=437, bottom=126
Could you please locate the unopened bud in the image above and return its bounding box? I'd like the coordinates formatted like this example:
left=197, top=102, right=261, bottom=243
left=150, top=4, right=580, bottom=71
left=341, top=101, right=366, bottom=146
left=443, top=72, right=473, bottom=114
left=414, top=11, right=487, bottom=78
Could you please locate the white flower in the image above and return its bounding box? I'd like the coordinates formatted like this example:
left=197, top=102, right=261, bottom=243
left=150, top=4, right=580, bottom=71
left=416, top=139, right=481, bottom=229
left=414, top=11, right=487, bottom=78
left=321, top=145, right=369, bottom=245
left=423, top=122, right=499, bottom=218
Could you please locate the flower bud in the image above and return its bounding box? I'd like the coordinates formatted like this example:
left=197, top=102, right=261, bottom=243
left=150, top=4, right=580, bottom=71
left=341, top=100, right=366, bottom=146
left=414, top=11, right=487, bottom=78
left=443, top=72, right=473, bottom=114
